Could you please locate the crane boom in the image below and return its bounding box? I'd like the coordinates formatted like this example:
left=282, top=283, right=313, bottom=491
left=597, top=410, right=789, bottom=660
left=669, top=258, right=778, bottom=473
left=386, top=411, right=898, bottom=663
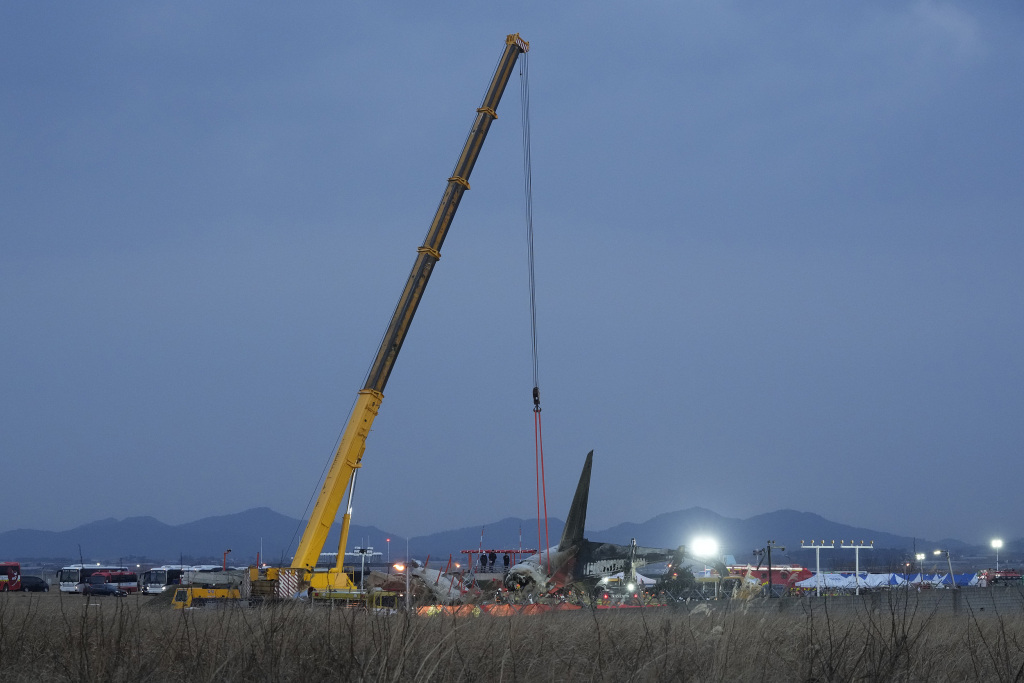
left=289, top=34, right=530, bottom=576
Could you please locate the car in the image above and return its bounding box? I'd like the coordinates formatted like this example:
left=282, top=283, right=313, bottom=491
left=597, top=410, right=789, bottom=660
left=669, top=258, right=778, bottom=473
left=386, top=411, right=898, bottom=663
left=81, top=576, right=127, bottom=597
left=20, top=576, right=49, bottom=592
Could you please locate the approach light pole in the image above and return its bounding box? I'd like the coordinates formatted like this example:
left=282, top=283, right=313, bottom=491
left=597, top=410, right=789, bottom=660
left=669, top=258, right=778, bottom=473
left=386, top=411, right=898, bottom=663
left=840, top=541, right=873, bottom=596
left=992, top=539, right=1003, bottom=573
left=802, top=540, right=834, bottom=597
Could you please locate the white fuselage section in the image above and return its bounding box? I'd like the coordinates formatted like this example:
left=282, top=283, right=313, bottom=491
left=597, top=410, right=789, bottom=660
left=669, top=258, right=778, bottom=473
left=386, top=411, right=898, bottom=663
left=411, top=563, right=475, bottom=604
left=504, top=545, right=576, bottom=593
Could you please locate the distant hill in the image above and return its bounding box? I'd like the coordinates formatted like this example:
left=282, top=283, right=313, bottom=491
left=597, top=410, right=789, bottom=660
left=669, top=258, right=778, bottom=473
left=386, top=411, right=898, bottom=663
left=586, top=507, right=975, bottom=570
left=591, top=507, right=925, bottom=555
left=1, top=507, right=1010, bottom=569
left=0, top=507, right=402, bottom=566
left=408, top=517, right=567, bottom=561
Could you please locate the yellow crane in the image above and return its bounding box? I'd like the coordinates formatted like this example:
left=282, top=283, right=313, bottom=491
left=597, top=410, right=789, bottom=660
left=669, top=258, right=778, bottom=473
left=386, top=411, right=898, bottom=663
left=252, top=33, right=530, bottom=601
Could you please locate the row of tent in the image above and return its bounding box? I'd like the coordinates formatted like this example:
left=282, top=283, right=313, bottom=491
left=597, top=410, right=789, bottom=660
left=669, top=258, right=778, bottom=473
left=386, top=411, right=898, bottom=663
left=606, top=571, right=984, bottom=590
left=795, top=572, right=981, bottom=589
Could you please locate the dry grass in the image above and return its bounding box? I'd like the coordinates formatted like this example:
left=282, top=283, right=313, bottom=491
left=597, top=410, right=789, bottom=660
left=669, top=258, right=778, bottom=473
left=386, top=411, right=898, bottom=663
left=2, top=590, right=1023, bottom=682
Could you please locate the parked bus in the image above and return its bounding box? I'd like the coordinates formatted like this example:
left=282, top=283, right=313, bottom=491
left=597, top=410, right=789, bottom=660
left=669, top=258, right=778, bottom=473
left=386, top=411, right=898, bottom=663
left=58, top=564, right=128, bottom=593
left=0, top=562, right=21, bottom=591
left=139, top=565, right=187, bottom=594
left=93, top=570, right=139, bottom=594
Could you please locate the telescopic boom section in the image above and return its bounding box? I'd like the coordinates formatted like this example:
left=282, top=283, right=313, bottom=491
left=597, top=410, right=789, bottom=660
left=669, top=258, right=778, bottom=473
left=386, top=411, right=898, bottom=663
left=290, top=34, right=529, bottom=572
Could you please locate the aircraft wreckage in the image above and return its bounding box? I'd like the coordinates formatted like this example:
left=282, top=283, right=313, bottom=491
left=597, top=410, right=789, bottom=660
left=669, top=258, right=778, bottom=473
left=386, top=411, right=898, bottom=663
left=393, top=451, right=726, bottom=605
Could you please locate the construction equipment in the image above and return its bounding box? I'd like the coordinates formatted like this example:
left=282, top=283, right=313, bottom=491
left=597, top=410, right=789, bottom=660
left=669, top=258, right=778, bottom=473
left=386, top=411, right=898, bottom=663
left=171, top=570, right=245, bottom=609
left=171, top=585, right=242, bottom=609
left=252, top=33, right=530, bottom=602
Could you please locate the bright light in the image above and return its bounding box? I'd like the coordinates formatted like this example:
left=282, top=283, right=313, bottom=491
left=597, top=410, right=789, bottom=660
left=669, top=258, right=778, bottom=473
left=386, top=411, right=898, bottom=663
left=627, top=583, right=636, bottom=592
left=915, top=553, right=925, bottom=561
left=393, top=563, right=405, bottom=572
left=691, top=537, right=719, bottom=558
left=992, top=539, right=1003, bottom=550
left=934, top=550, right=943, bottom=556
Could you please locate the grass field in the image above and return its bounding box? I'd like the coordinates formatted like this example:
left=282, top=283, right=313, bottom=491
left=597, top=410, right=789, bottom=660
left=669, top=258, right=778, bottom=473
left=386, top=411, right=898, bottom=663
left=2, top=589, right=1023, bottom=681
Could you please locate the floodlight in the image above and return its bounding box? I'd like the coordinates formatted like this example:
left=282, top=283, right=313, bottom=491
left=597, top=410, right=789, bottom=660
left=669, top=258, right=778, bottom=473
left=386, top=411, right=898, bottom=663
left=691, top=537, right=719, bottom=558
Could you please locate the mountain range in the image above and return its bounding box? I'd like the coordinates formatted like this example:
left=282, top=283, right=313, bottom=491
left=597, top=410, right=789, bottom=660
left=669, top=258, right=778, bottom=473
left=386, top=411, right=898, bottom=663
left=0, top=507, right=1015, bottom=570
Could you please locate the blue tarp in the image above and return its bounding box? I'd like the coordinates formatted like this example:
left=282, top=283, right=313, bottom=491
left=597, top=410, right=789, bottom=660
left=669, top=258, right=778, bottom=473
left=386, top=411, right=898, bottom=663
left=800, top=572, right=980, bottom=589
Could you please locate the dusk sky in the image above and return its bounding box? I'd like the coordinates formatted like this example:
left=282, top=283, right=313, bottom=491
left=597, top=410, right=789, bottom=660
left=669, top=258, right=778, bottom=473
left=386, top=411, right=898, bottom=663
left=3, top=2, right=1022, bottom=550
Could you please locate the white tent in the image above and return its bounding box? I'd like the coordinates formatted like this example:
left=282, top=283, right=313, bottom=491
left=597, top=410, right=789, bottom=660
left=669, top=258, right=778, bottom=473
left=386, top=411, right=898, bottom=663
left=863, top=573, right=890, bottom=588
left=796, top=573, right=858, bottom=589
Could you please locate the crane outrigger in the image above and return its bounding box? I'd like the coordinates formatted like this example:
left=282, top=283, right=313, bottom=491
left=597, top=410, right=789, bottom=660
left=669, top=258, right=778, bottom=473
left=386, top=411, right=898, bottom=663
left=252, top=34, right=530, bottom=601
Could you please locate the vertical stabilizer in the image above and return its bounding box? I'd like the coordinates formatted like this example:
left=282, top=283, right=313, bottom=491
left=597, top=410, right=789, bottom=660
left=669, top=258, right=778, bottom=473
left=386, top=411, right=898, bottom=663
left=558, top=451, right=593, bottom=551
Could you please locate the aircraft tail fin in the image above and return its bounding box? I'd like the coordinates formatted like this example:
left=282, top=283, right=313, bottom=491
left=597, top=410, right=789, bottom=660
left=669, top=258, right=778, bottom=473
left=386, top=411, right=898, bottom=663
left=557, top=450, right=593, bottom=551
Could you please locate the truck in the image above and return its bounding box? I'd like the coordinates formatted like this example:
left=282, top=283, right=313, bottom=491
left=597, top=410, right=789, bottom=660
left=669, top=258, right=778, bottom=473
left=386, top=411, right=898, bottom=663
left=171, top=570, right=245, bottom=609
left=251, top=33, right=530, bottom=603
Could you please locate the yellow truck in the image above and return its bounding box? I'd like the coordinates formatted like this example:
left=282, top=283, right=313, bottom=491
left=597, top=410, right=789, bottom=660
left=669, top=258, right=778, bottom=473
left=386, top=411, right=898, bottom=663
left=171, top=585, right=241, bottom=609
left=170, top=570, right=244, bottom=609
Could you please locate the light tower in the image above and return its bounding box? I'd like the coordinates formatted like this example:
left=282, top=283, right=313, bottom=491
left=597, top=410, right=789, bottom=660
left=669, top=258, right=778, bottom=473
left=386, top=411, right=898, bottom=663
left=801, top=540, right=834, bottom=597
left=992, top=539, right=1003, bottom=573
left=840, top=540, right=873, bottom=595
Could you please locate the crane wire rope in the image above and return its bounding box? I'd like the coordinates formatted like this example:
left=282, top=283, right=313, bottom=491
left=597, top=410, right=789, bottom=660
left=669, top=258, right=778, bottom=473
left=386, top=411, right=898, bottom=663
left=519, top=51, right=550, bottom=572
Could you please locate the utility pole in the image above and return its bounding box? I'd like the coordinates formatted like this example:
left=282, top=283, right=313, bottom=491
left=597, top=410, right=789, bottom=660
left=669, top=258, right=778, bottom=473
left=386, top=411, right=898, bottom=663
left=840, top=540, right=873, bottom=595
left=754, top=540, right=785, bottom=598
left=801, top=540, right=834, bottom=597
left=934, top=549, right=956, bottom=589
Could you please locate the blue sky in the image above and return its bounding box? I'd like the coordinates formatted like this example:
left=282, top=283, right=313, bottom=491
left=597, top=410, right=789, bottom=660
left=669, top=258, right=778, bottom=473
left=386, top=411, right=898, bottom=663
left=2, top=1, right=1022, bottom=548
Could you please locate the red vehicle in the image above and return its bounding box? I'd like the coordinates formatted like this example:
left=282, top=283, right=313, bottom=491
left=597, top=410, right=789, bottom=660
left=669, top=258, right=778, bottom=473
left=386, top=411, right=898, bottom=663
left=92, top=570, right=139, bottom=594
left=0, top=562, right=22, bottom=591
left=727, top=564, right=813, bottom=591
left=979, top=568, right=1022, bottom=585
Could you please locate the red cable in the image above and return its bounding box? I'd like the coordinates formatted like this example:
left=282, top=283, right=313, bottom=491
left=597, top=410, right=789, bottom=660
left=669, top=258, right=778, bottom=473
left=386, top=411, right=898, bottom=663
left=537, top=410, right=550, bottom=574
left=535, top=412, right=542, bottom=570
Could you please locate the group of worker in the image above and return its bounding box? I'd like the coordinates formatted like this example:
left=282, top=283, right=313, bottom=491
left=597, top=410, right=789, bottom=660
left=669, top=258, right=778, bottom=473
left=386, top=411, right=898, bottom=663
left=478, top=552, right=511, bottom=573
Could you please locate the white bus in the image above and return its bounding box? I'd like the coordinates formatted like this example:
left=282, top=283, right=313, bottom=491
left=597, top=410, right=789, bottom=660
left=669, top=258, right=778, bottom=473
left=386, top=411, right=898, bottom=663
left=57, top=564, right=129, bottom=593
left=139, top=565, right=187, bottom=594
